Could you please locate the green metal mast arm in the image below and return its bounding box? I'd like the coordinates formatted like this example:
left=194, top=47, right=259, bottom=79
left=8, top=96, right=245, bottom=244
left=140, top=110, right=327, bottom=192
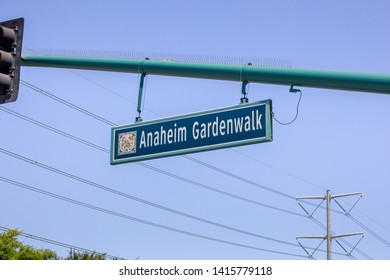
left=21, top=55, right=390, bottom=94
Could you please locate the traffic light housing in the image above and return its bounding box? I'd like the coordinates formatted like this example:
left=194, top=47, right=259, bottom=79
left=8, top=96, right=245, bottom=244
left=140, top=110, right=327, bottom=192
left=0, top=18, right=24, bottom=104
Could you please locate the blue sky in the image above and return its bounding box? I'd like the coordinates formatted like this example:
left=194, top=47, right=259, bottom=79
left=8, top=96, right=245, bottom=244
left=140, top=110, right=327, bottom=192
left=1, top=0, right=390, bottom=259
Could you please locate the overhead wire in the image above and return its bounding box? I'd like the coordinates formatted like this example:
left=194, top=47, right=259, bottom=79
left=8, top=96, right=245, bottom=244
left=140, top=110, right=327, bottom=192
left=20, top=79, right=338, bottom=211
left=15, top=81, right=335, bottom=203
left=17, top=80, right=390, bottom=254
left=347, top=215, right=390, bottom=248
left=0, top=103, right=325, bottom=256
left=231, top=149, right=326, bottom=191
left=0, top=106, right=305, bottom=218
left=20, top=80, right=116, bottom=126
left=309, top=217, right=373, bottom=260
left=21, top=79, right=300, bottom=201
left=182, top=155, right=296, bottom=200
left=0, top=148, right=357, bottom=257
left=0, top=100, right=343, bottom=220
left=0, top=107, right=351, bottom=258
left=68, top=71, right=136, bottom=103
left=136, top=161, right=305, bottom=217
left=233, top=148, right=390, bottom=235
left=20, top=78, right=385, bottom=245
left=0, top=146, right=311, bottom=251
left=0, top=106, right=107, bottom=153
left=14, top=79, right=390, bottom=257
left=0, top=176, right=308, bottom=259
left=15, top=82, right=321, bottom=212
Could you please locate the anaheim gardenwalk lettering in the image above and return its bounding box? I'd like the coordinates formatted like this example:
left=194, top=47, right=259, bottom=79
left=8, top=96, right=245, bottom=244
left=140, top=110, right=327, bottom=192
left=139, top=110, right=263, bottom=148
left=111, top=100, right=272, bottom=164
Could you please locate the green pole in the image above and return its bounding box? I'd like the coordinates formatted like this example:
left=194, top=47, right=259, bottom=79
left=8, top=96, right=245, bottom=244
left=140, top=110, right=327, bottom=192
left=21, top=55, right=390, bottom=95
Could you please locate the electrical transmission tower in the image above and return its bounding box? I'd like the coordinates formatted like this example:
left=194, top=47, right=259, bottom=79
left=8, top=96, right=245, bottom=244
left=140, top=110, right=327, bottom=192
left=296, top=190, right=364, bottom=260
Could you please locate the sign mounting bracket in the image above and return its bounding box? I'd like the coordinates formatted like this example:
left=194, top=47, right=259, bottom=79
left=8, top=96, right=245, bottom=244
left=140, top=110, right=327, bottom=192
left=135, top=72, right=147, bottom=123
left=240, top=80, right=249, bottom=104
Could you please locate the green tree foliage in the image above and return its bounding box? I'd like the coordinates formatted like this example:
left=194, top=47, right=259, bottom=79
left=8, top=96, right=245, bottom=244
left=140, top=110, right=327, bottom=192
left=0, top=229, right=108, bottom=260
left=0, top=229, right=57, bottom=260
left=66, top=249, right=107, bottom=260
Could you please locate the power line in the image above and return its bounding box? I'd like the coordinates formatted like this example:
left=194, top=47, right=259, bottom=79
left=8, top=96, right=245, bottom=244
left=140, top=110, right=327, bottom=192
left=54, top=71, right=390, bottom=239
left=232, top=149, right=390, bottom=235
left=17, top=80, right=346, bottom=209
left=182, top=155, right=296, bottom=200
left=11, top=81, right=390, bottom=256
left=348, top=215, right=390, bottom=248
left=0, top=176, right=307, bottom=259
left=231, top=149, right=326, bottom=191
left=351, top=209, right=390, bottom=234
left=20, top=80, right=116, bottom=126
left=67, top=71, right=136, bottom=104
left=137, top=161, right=305, bottom=217
left=3, top=89, right=388, bottom=253
left=69, top=71, right=163, bottom=117
left=181, top=155, right=348, bottom=216
left=20, top=80, right=338, bottom=212
left=0, top=108, right=305, bottom=218
left=0, top=91, right=308, bottom=216
left=0, top=129, right=367, bottom=258
left=309, top=217, right=373, bottom=260
left=0, top=94, right=357, bottom=222
left=0, top=146, right=309, bottom=250
left=0, top=225, right=124, bottom=260
left=0, top=106, right=108, bottom=153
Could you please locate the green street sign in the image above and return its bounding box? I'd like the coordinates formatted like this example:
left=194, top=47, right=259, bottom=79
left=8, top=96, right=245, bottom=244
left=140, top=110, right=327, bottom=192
left=111, top=100, right=273, bottom=164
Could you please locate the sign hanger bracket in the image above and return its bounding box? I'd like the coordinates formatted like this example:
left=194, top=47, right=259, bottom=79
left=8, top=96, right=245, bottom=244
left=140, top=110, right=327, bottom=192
left=240, top=80, right=249, bottom=104
left=135, top=72, right=147, bottom=123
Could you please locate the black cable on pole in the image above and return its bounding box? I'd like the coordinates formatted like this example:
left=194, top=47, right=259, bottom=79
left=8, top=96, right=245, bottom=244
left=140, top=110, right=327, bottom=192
left=272, top=88, right=302, bottom=126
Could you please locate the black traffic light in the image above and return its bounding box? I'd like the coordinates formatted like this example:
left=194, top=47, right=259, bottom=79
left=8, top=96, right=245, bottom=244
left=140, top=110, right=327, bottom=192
left=0, top=18, right=24, bottom=104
